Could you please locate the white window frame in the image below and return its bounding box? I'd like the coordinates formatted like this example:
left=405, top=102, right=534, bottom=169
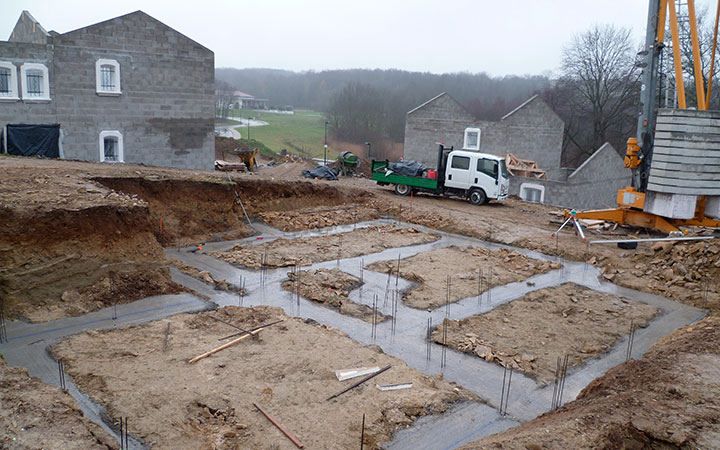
left=95, top=59, right=121, bottom=95
left=463, top=127, right=481, bottom=150
left=0, top=62, right=19, bottom=101
left=520, top=183, right=545, bottom=203
left=20, top=62, right=50, bottom=101
left=99, top=130, right=124, bottom=163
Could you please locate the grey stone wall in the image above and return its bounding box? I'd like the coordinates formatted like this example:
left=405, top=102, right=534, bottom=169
left=8, top=12, right=49, bottom=44
left=403, top=93, right=475, bottom=167
left=403, top=94, right=564, bottom=179
left=509, top=143, right=631, bottom=210
left=0, top=11, right=214, bottom=170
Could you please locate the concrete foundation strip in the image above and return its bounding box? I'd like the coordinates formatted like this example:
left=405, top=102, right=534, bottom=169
left=253, top=402, right=304, bottom=448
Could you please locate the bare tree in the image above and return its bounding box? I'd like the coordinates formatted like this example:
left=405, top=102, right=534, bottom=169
left=560, top=24, right=641, bottom=156
left=215, top=80, right=236, bottom=119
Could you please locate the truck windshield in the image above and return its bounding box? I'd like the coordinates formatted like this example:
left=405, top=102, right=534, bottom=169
left=499, top=160, right=509, bottom=179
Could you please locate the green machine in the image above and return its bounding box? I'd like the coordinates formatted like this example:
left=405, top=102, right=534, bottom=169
left=337, top=151, right=360, bottom=176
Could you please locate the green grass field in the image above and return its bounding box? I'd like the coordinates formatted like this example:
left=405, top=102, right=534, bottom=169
left=227, top=109, right=336, bottom=159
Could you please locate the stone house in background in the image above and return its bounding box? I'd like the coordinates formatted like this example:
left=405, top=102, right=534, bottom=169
left=0, top=11, right=215, bottom=170
left=403, top=92, right=631, bottom=209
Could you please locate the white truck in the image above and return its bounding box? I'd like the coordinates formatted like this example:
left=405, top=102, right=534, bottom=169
left=371, top=144, right=510, bottom=205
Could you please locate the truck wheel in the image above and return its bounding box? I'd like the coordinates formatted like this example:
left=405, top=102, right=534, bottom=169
left=395, top=184, right=411, bottom=196
left=469, top=189, right=486, bottom=205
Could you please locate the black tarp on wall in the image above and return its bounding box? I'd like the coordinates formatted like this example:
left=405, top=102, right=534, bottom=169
left=5, top=124, right=60, bottom=158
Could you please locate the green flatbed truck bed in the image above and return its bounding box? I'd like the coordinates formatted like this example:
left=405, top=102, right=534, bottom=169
left=370, top=160, right=438, bottom=190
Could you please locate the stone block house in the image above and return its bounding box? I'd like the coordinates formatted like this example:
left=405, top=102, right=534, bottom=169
left=0, top=11, right=215, bottom=170
left=403, top=92, right=631, bottom=209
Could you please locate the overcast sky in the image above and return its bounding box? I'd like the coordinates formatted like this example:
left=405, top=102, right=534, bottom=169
left=2, top=0, right=716, bottom=76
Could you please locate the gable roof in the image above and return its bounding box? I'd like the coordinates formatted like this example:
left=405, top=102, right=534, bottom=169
left=407, top=92, right=449, bottom=115
left=501, top=94, right=540, bottom=120
left=568, top=142, right=617, bottom=179
left=58, top=10, right=211, bottom=53
left=9, top=11, right=49, bottom=43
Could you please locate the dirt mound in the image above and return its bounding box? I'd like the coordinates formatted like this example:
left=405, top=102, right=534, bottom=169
left=282, top=268, right=388, bottom=323
left=461, top=316, right=720, bottom=449
left=169, top=259, right=244, bottom=294
left=258, top=205, right=380, bottom=231
left=52, top=306, right=474, bottom=449
left=0, top=357, right=118, bottom=449
left=214, top=225, right=440, bottom=269
left=433, top=283, right=658, bottom=383
left=367, top=245, right=562, bottom=310
left=599, top=239, right=720, bottom=313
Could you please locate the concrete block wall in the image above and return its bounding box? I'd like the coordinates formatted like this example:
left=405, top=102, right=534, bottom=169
left=403, top=93, right=476, bottom=167
left=0, top=11, right=215, bottom=170
left=403, top=94, right=564, bottom=179
left=509, top=143, right=631, bottom=210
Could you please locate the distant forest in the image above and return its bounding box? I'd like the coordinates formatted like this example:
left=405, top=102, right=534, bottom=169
left=215, top=68, right=549, bottom=143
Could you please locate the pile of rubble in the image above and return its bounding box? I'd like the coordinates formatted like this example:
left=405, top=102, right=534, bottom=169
left=599, top=240, right=720, bottom=305
left=170, top=259, right=244, bottom=293
left=455, top=331, right=537, bottom=372
left=282, top=268, right=386, bottom=322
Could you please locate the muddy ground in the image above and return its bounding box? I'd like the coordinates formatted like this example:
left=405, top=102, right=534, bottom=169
left=213, top=225, right=440, bottom=269
left=432, top=283, right=658, bottom=384
left=281, top=268, right=388, bottom=323
left=52, top=306, right=472, bottom=449
left=0, top=357, right=118, bottom=450
left=367, top=245, right=562, bottom=310
left=462, top=315, right=720, bottom=449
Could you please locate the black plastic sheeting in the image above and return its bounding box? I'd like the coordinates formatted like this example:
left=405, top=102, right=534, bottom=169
left=388, top=160, right=424, bottom=177
left=5, top=124, right=60, bottom=158
left=302, top=165, right=340, bottom=180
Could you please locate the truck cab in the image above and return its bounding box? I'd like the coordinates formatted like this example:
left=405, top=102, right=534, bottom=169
left=444, top=150, right=509, bottom=204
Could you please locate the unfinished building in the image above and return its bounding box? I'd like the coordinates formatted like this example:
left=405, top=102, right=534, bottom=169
left=403, top=93, right=631, bottom=209
left=0, top=11, right=214, bottom=169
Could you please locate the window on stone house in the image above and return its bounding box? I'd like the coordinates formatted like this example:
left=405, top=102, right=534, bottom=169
left=0, top=62, right=18, bottom=99
left=463, top=127, right=481, bottom=150
left=99, top=130, right=124, bottom=162
left=95, top=59, right=121, bottom=95
left=20, top=63, right=50, bottom=100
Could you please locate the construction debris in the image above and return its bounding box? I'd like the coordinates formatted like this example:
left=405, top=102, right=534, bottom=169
left=327, top=365, right=392, bottom=401
left=376, top=383, right=413, bottom=391
left=336, top=367, right=381, bottom=382
left=282, top=268, right=387, bottom=323
left=505, top=153, right=547, bottom=179
left=253, top=402, right=304, bottom=449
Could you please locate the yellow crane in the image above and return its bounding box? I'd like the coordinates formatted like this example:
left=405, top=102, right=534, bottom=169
left=570, top=0, right=720, bottom=235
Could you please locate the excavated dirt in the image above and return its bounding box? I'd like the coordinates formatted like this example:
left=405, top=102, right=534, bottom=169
left=598, top=239, right=720, bottom=313
left=95, top=177, right=374, bottom=247
left=366, top=245, right=562, bottom=310
left=169, top=258, right=243, bottom=294
left=0, top=357, right=118, bottom=449
left=282, top=268, right=389, bottom=323
left=0, top=196, right=185, bottom=322
left=461, top=316, right=720, bottom=449
left=213, top=225, right=440, bottom=269
left=431, top=284, right=658, bottom=384
left=258, top=205, right=380, bottom=231
left=51, top=306, right=473, bottom=449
